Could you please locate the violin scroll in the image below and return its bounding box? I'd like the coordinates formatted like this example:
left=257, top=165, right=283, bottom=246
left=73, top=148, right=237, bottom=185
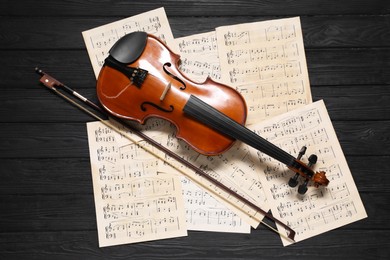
left=312, top=171, right=329, bottom=187
left=288, top=146, right=329, bottom=194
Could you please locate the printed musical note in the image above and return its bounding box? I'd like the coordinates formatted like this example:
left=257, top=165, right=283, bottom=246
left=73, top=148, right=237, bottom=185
left=83, top=13, right=366, bottom=246
left=180, top=177, right=250, bottom=233
left=226, top=43, right=300, bottom=65
left=157, top=123, right=269, bottom=230
left=82, top=7, right=178, bottom=78
left=86, top=121, right=187, bottom=247
left=235, top=100, right=367, bottom=246
left=177, top=33, right=218, bottom=55
left=175, top=31, right=221, bottom=82
left=265, top=24, right=297, bottom=42
left=216, top=17, right=312, bottom=124
left=89, top=117, right=255, bottom=244
left=223, top=31, right=250, bottom=46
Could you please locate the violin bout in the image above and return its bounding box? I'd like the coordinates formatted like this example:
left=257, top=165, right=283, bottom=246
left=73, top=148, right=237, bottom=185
left=96, top=32, right=248, bottom=155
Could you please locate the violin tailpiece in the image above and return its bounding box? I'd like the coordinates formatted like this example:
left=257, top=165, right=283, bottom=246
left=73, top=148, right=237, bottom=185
left=104, top=55, right=148, bottom=87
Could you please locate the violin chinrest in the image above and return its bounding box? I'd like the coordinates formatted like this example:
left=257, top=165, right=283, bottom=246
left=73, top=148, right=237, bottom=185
left=109, top=31, right=148, bottom=64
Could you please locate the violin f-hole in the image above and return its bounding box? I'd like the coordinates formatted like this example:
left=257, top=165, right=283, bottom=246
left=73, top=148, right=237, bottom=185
left=140, top=102, right=174, bottom=113
left=163, top=63, right=186, bottom=90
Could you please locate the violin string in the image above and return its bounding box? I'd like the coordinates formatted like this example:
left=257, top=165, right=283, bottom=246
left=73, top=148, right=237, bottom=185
left=183, top=95, right=296, bottom=165
left=37, top=69, right=295, bottom=242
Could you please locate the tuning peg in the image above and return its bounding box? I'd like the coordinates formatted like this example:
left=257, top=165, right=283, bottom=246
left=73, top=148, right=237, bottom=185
left=297, top=155, right=317, bottom=194
left=308, top=154, right=317, bottom=167
left=298, top=180, right=309, bottom=194
left=288, top=146, right=307, bottom=188
left=297, top=146, right=306, bottom=160
left=288, top=146, right=307, bottom=187
left=288, top=173, right=299, bottom=187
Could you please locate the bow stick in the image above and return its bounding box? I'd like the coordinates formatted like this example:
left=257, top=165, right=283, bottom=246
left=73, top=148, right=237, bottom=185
left=35, top=67, right=296, bottom=242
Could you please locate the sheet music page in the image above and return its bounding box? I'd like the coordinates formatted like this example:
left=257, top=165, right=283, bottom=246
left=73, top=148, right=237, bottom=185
left=169, top=29, right=287, bottom=231
left=237, top=100, right=367, bottom=246
left=86, top=121, right=187, bottom=247
left=216, top=17, right=312, bottom=124
left=82, top=7, right=177, bottom=78
left=87, top=118, right=251, bottom=235
left=156, top=123, right=269, bottom=230
left=175, top=31, right=221, bottom=82
left=126, top=119, right=253, bottom=233
left=179, top=176, right=250, bottom=233
left=82, top=8, right=252, bottom=233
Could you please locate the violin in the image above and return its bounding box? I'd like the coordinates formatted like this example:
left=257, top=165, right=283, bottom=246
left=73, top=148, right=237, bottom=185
left=96, top=31, right=329, bottom=194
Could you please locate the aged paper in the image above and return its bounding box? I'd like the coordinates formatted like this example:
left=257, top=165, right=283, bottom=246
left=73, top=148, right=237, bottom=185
left=179, top=177, right=249, bottom=233
left=122, top=120, right=253, bottom=233
left=232, top=100, right=367, bottom=246
left=156, top=123, right=269, bottom=230
left=82, top=12, right=364, bottom=245
left=175, top=31, right=221, bottom=82
left=87, top=118, right=252, bottom=236
left=82, top=7, right=177, bottom=78
left=216, top=17, right=312, bottom=124
left=82, top=8, right=252, bottom=234
left=86, top=121, right=187, bottom=247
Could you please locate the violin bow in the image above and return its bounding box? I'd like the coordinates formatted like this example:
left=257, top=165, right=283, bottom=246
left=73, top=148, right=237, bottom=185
left=35, top=67, right=296, bottom=242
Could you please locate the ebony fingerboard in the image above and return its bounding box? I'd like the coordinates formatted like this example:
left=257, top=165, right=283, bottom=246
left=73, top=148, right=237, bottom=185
left=183, top=95, right=296, bottom=166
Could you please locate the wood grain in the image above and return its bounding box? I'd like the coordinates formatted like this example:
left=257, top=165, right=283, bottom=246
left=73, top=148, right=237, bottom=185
left=1, top=0, right=389, bottom=16
left=1, top=0, right=389, bottom=259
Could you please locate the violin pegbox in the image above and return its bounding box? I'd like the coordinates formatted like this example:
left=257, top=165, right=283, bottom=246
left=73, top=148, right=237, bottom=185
left=288, top=146, right=329, bottom=194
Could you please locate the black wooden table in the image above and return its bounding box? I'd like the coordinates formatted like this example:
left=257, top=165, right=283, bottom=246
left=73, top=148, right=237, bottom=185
left=1, top=1, right=390, bottom=259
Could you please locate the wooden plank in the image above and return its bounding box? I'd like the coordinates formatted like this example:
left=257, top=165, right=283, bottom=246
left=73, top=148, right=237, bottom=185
left=1, top=15, right=389, bottom=49
left=0, top=194, right=96, bottom=232
left=3, top=50, right=96, bottom=89
left=0, top=120, right=389, bottom=158
left=2, top=48, right=390, bottom=88
left=0, top=88, right=100, bottom=123
left=332, top=120, right=390, bottom=156
left=0, top=155, right=388, bottom=195
left=2, top=84, right=390, bottom=123
left=305, top=47, right=390, bottom=86
left=0, top=123, right=90, bottom=158
left=0, top=191, right=382, bottom=233
left=0, top=158, right=93, bottom=195
left=0, top=229, right=388, bottom=259
left=312, top=85, right=390, bottom=121
left=1, top=0, right=389, bottom=258
left=1, top=0, right=389, bottom=16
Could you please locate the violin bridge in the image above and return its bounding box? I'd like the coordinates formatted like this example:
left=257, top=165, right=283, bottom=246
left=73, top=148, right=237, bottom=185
left=160, top=82, right=171, bottom=101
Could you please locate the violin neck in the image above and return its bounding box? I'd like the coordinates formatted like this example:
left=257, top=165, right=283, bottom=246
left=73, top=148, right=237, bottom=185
left=183, top=95, right=296, bottom=166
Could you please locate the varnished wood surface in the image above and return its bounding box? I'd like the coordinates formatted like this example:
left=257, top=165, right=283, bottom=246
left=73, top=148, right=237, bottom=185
left=1, top=0, right=389, bottom=259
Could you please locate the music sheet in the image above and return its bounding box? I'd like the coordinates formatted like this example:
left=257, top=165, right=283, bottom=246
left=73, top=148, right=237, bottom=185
left=157, top=123, right=267, bottom=230
left=82, top=7, right=252, bottom=235
left=82, top=7, right=177, bottom=78
left=86, top=121, right=187, bottom=247
left=127, top=120, right=254, bottom=233
left=216, top=17, right=312, bottom=124
left=82, top=10, right=366, bottom=245
left=233, top=100, right=367, bottom=246
left=175, top=31, right=221, bottom=82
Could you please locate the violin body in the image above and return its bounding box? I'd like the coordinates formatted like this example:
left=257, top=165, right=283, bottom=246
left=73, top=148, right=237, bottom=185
left=97, top=32, right=247, bottom=155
